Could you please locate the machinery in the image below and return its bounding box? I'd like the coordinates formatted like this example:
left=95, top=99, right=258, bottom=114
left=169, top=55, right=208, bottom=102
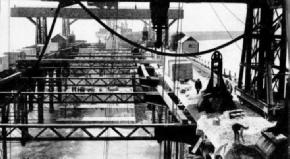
left=197, top=51, right=236, bottom=113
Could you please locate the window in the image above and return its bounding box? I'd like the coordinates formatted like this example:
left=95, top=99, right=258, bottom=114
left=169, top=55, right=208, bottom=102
left=188, top=44, right=195, bottom=48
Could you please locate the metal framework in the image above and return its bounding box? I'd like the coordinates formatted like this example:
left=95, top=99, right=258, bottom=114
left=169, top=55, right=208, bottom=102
left=0, top=92, right=150, bottom=103
left=19, top=67, right=138, bottom=75
left=11, top=8, right=184, bottom=19
left=238, top=1, right=288, bottom=116
left=22, top=77, right=141, bottom=87
left=17, top=59, right=161, bottom=67
left=0, top=123, right=195, bottom=141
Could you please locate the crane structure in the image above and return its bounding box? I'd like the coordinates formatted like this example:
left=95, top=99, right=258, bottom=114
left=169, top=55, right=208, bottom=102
left=0, top=0, right=288, bottom=159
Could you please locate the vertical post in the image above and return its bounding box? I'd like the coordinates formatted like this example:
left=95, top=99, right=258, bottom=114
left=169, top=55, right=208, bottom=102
left=42, top=17, right=47, bottom=44
left=14, top=95, right=20, bottom=123
left=36, top=17, right=41, bottom=46
left=37, top=78, right=45, bottom=124
left=175, top=142, right=179, bottom=159
left=56, top=68, right=62, bottom=102
left=1, top=92, right=10, bottom=159
left=152, top=104, right=156, bottom=123
left=165, top=18, right=169, bottom=48
left=2, top=126, right=7, bottom=159
left=132, top=75, right=136, bottom=92
left=62, top=18, right=66, bottom=36
left=66, top=18, right=70, bottom=35
left=20, top=92, right=28, bottom=146
left=158, top=106, right=163, bottom=123
left=259, top=5, right=273, bottom=104
left=278, top=5, right=287, bottom=98
left=285, top=0, right=290, bottom=78
left=49, top=69, right=54, bottom=113
left=239, top=4, right=253, bottom=90
left=179, top=143, right=184, bottom=159
left=29, top=80, right=36, bottom=111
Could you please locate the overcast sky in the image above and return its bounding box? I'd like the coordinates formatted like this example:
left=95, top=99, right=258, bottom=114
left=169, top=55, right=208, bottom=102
left=0, top=0, right=247, bottom=53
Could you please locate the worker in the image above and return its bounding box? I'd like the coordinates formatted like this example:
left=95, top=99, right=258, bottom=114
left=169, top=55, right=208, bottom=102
left=225, top=80, right=233, bottom=94
left=195, top=79, right=202, bottom=94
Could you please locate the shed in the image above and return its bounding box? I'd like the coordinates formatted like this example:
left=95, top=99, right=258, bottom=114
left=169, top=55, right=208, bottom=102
left=177, top=36, right=199, bottom=53
left=51, top=34, right=68, bottom=49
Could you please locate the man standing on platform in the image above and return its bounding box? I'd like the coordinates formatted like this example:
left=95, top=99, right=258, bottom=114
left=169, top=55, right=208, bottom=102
left=195, top=79, right=202, bottom=94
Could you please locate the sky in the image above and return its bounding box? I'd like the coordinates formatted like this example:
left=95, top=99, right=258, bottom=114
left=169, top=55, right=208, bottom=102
left=0, top=0, right=247, bottom=53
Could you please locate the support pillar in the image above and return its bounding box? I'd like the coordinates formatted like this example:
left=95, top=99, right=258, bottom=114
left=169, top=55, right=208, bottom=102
left=239, top=4, right=253, bottom=90
left=37, top=77, right=45, bottom=124
left=36, top=17, right=41, bottom=46
left=152, top=104, right=156, bottom=123
left=259, top=5, right=273, bottom=103
left=286, top=0, right=290, bottom=78
left=14, top=94, right=20, bottom=124
left=49, top=69, right=54, bottom=113
left=2, top=128, right=7, bottom=159
left=20, top=92, right=28, bottom=146
left=175, top=142, right=179, bottom=159
left=158, top=107, right=163, bottom=123
left=179, top=143, right=184, bottom=159
left=29, top=80, right=36, bottom=111
left=56, top=68, right=62, bottom=102
left=42, top=17, right=47, bottom=44
left=132, top=75, right=136, bottom=92
left=1, top=96, right=8, bottom=159
left=164, top=19, right=169, bottom=48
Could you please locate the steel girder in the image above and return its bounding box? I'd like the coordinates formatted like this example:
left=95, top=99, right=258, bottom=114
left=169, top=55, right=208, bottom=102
left=66, top=67, right=138, bottom=76
left=0, top=123, right=196, bottom=141
left=238, top=4, right=288, bottom=115
left=11, top=8, right=183, bottom=20
left=22, top=77, right=141, bottom=87
left=17, top=59, right=161, bottom=64
left=0, top=92, right=152, bottom=104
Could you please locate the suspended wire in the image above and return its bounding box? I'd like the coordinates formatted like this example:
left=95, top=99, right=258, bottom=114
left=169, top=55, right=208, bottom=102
left=76, top=0, right=245, bottom=57
left=209, top=3, right=242, bottom=51
left=222, top=3, right=245, bottom=25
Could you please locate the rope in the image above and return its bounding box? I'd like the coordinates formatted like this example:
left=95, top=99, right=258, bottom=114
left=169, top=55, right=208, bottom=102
left=222, top=3, right=245, bottom=25
left=210, top=3, right=242, bottom=51
left=76, top=0, right=245, bottom=57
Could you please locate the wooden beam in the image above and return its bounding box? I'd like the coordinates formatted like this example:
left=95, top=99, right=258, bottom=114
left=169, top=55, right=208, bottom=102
left=11, top=8, right=184, bottom=19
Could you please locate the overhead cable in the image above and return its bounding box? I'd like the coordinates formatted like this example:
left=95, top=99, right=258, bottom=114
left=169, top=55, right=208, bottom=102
left=76, top=0, right=245, bottom=57
left=210, top=3, right=242, bottom=51
left=222, top=3, right=245, bottom=25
